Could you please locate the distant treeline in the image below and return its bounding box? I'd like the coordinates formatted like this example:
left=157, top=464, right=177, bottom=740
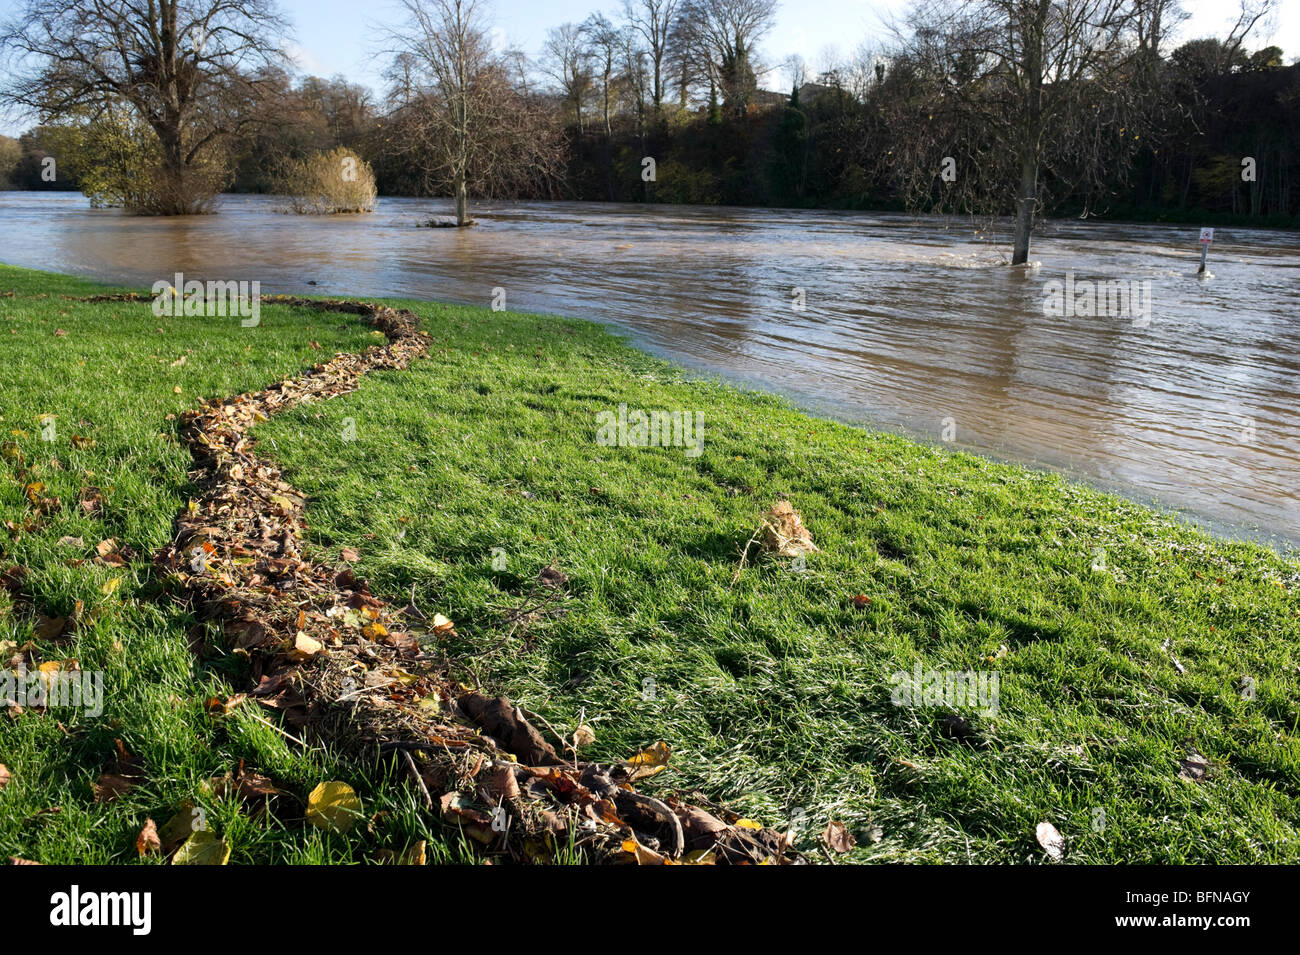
left=4, top=42, right=1296, bottom=227
left=560, top=56, right=1300, bottom=228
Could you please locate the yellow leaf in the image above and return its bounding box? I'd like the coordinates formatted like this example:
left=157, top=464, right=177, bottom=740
left=306, top=781, right=362, bottom=832
left=157, top=803, right=199, bottom=847
left=37, top=661, right=63, bottom=689
left=171, top=829, right=231, bottom=865
left=417, top=694, right=441, bottom=715
left=288, top=631, right=323, bottom=661
left=401, top=840, right=426, bottom=865
left=622, top=837, right=667, bottom=865
left=626, top=741, right=671, bottom=780
left=735, top=818, right=763, bottom=830
left=101, top=577, right=122, bottom=596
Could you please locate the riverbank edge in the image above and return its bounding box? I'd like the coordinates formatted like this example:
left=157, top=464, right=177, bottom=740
left=6, top=259, right=1297, bottom=559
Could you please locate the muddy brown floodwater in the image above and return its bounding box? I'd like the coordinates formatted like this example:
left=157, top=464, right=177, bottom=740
left=2, top=192, right=1297, bottom=545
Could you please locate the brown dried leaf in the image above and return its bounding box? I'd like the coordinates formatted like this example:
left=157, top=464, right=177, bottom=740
left=93, top=773, right=134, bottom=804
left=622, top=836, right=667, bottom=865
left=33, top=615, right=67, bottom=641
left=136, top=818, right=161, bottom=856
left=538, top=565, right=569, bottom=589
left=288, top=631, right=324, bottom=661
left=1179, top=753, right=1210, bottom=782
left=822, top=820, right=857, bottom=853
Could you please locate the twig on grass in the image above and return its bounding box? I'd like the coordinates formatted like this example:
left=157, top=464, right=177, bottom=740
left=730, top=522, right=766, bottom=587
left=244, top=709, right=310, bottom=749
left=401, top=748, right=433, bottom=810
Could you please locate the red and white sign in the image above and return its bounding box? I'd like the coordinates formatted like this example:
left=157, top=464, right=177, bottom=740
left=1200, top=227, right=1215, bottom=244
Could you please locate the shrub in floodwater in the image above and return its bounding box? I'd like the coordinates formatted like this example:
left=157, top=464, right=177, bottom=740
left=42, top=109, right=228, bottom=214
left=275, top=147, right=377, bottom=215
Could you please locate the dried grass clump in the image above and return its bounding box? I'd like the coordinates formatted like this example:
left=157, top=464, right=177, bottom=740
left=731, top=499, right=818, bottom=585
left=760, top=500, right=819, bottom=557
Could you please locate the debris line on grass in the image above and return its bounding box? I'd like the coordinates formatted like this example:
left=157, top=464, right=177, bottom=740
left=80, top=293, right=802, bottom=865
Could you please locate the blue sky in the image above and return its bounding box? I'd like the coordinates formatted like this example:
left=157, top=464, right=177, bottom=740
left=290, top=0, right=1299, bottom=93
left=3, top=0, right=1296, bottom=135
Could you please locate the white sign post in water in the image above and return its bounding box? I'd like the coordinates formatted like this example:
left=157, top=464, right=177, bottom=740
left=1198, top=227, right=1214, bottom=276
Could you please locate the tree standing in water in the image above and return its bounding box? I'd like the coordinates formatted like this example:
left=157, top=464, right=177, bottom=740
left=884, top=0, right=1215, bottom=264
left=384, top=0, right=564, bottom=227
left=0, top=0, right=289, bottom=214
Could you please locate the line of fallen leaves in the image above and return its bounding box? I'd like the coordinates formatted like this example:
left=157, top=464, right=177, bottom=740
left=104, top=294, right=808, bottom=866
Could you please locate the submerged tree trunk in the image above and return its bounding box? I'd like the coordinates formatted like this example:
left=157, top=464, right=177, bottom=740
left=1012, top=150, right=1037, bottom=265
left=454, top=172, right=468, bottom=226
left=1011, top=1, right=1047, bottom=266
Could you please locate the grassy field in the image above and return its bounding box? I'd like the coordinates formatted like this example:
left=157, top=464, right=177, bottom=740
left=0, top=266, right=468, bottom=863
left=2, top=263, right=1299, bottom=864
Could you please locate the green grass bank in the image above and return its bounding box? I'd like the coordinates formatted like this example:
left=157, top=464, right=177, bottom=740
left=2, top=263, right=1298, bottom=864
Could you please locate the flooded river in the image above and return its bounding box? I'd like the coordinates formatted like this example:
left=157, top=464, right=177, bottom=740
left=2, top=191, right=1297, bottom=544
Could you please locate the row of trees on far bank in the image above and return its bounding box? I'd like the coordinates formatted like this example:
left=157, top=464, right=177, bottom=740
left=2, top=1, right=1296, bottom=254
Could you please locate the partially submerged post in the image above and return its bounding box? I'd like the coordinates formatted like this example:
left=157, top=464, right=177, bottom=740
left=1198, top=227, right=1214, bottom=277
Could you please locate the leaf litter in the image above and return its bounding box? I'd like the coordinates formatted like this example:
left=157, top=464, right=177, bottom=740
left=87, top=294, right=809, bottom=866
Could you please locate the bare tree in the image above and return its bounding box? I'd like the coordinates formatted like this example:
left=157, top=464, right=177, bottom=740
left=0, top=0, right=290, bottom=214
left=542, top=23, right=593, bottom=131
left=667, top=11, right=714, bottom=110
left=501, top=47, right=534, bottom=96
left=1134, top=0, right=1188, bottom=60
left=845, top=42, right=888, bottom=100
left=785, top=54, right=808, bottom=94
left=890, top=0, right=1157, bottom=264
left=385, top=51, right=423, bottom=107
left=1221, top=0, right=1277, bottom=64
left=1170, top=0, right=1277, bottom=75
left=583, top=13, right=622, bottom=135
left=618, top=25, right=652, bottom=135
left=383, top=0, right=563, bottom=226
left=680, top=0, right=777, bottom=115
left=623, top=0, right=682, bottom=115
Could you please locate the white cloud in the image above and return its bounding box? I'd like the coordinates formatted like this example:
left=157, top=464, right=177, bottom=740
left=282, top=40, right=326, bottom=76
